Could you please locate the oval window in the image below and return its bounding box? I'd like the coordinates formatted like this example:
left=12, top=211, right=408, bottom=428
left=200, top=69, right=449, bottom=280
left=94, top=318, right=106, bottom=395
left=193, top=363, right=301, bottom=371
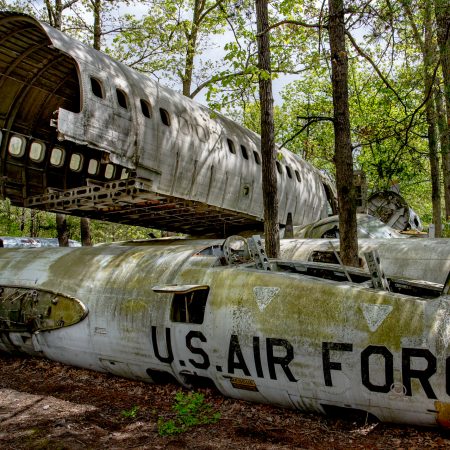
left=50, top=147, right=65, bottom=167
left=286, top=165, right=293, bottom=179
left=295, top=170, right=301, bottom=182
left=29, top=141, right=45, bottom=162
left=88, top=159, right=99, bottom=175
left=160, top=108, right=171, bottom=126
left=90, top=77, right=104, bottom=99
left=105, top=163, right=115, bottom=179
left=140, top=99, right=152, bottom=118
left=241, top=145, right=249, bottom=160
left=253, top=151, right=261, bottom=165
left=116, top=88, right=128, bottom=109
left=8, top=136, right=26, bottom=157
left=227, top=139, right=236, bottom=154
left=276, top=161, right=282, bottom=175
left=69, top=153, right=83, bottom=172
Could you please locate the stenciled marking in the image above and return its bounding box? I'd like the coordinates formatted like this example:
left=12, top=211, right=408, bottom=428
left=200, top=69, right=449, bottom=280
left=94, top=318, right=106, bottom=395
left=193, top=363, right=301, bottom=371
left=360, top=303, right=393, bottom=332
left=150, top=327, right=450, bottom=400
left=253, top=286, right=280, bottom=312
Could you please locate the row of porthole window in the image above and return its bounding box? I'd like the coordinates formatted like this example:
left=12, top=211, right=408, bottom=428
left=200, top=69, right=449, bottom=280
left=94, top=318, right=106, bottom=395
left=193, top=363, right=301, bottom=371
left=90, top=77, right=172, bottom=126
left=4, top=131, right=301, bottom=183
left=91, top=76, right=301, bottom=176
left=89, top=77, right=301, bottom=183
left=6, top=134, right=130, bottom=179
left=227, top=138, right=261, bottom=164
left=226, top=137, right=301, bottom=182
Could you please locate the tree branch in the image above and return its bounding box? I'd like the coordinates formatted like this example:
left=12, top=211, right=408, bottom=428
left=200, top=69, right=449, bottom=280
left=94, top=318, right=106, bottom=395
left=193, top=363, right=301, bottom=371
left=345, top=30, right=407, bottom=111
left=280, top=116, right=334, bottom=149
left=257, top=19, right=324, bottom=37
left=62, top=0, right=79, bottom=10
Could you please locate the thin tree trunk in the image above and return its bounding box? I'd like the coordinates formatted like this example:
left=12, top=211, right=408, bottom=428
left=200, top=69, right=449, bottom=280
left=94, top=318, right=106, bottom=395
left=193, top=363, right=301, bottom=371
left=424, top=0, right=442, bottom=235
left=80, top=217, right=92, bottom=246
left=256, top=0, right=279, bottom=258
left=435, top=84, right=450, bottom=219
left=434, top=0, right=450, bottom=218
left=78, top=0, right=101, bottom=245
left=30, top=209, right=37, bottom=237
left=56, top=214, right=69, bottom=247
left=93, top=0, right=102, bottom=51
left=328, top=0, right=358, bottom=266
left=183, top=0, right=202, bottom=96
left=434, top=0, right=450, bottom=112
left=20, top=208, right=26, bottom=232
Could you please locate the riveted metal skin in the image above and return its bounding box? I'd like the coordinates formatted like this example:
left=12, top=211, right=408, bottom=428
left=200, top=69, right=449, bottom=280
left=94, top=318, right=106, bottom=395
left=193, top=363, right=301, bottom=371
left=280, top=238, right=450, bottom=285
left=0, top=11, right=336, bottom=237
left=1, top=238, right=450, bottom=429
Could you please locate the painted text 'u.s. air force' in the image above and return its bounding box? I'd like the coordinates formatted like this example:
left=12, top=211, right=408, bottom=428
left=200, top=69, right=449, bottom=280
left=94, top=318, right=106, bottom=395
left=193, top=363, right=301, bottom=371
left=151, top=327, right=445, bottom=399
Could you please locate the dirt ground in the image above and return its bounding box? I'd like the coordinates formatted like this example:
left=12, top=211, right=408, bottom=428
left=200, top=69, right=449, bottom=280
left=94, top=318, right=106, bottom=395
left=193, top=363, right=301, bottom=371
left=1, top=353, right=449, bottom=449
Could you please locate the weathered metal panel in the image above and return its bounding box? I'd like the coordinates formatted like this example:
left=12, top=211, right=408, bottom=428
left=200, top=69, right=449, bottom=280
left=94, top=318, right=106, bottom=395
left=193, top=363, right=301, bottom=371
left=0, top=239, right=449, bottom=428
left=0, top=11, right=334, bottom=236
left=280, top=238, right=450, bottom=284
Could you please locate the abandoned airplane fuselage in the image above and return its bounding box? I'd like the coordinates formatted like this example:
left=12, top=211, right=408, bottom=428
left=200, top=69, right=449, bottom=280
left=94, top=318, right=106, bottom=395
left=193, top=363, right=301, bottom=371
left=1, top=238, right=450, bottom=429
left=0, top=11, right=336, bottom=236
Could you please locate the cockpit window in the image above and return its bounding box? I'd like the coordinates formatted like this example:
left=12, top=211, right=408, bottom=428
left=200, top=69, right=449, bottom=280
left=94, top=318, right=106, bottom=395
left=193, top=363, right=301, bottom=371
left=171, top=287, right=209, bottom=324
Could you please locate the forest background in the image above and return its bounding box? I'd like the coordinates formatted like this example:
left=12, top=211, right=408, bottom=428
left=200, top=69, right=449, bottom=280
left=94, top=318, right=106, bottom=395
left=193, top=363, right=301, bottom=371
left=0, top=0, right=449, bottom=243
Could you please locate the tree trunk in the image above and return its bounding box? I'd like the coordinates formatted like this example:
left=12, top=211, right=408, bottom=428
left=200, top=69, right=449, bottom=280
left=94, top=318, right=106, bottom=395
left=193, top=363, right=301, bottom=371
left=93, top=0, right=102, bottom=51
left=29, top=209, right=37, bottom=237
left=182, top=0, right=202, bottom=97
left=424, top=0, right=442, bottom=235
left=256, top=0, right=279, bottom=258
left=434, top=0, right=450, bottom=218
left=56, top=214, right=69, bottom=247
left=77, top=0, right=101, bottom=245
left=328, top=0, right=358, bottom=266
left=20, top=208, right=26, bottom=232
left=434, top=0, right=450, bottom=111
left=80, top=217, right=92, bottom=246
left=435, top=84, right=450, bottom=219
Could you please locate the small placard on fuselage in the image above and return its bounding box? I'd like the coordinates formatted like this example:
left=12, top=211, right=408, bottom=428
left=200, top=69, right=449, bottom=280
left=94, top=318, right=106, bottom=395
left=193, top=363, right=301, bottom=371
left=230, top=377, right=258, bottom=392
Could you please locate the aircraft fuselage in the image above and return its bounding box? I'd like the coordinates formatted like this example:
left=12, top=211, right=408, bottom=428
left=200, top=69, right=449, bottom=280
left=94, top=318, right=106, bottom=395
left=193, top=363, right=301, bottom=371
left=0, top=238, right=449, bottom=428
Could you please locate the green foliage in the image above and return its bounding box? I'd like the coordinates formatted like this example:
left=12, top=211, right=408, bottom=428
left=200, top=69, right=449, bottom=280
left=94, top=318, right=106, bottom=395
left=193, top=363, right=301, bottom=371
left=157, top=391, right=220, bottom=436
left=0, top=201, right=158, bottom=243
left=107, top=0, right=229, bottom=97
left=121, top=405, right=139, bottom=419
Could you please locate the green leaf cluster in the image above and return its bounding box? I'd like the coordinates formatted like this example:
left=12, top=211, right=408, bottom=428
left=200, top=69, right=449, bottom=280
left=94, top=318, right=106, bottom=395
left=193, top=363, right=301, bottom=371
left=157, top=391, right=220, bottom=436
left=121, top=405, right=139, bottom=419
